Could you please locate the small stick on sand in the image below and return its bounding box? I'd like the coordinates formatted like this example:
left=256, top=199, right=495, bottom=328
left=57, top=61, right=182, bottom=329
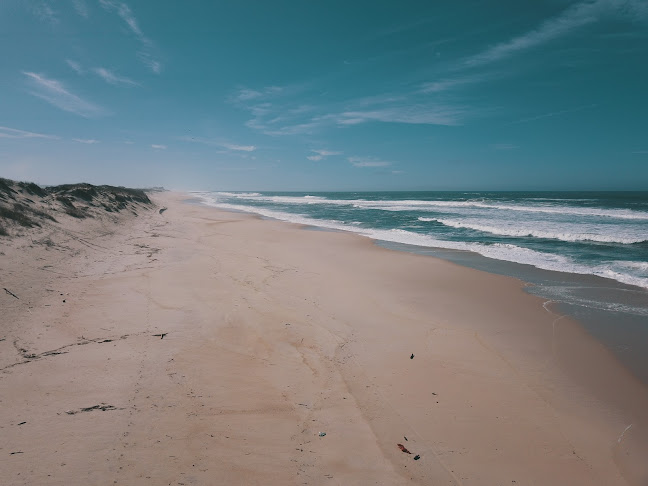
left=4, top=288, right=19, bottom=299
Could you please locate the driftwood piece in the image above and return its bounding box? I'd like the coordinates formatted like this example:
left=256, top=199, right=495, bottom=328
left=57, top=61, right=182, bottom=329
left=3, top=288, right=19, bottom=299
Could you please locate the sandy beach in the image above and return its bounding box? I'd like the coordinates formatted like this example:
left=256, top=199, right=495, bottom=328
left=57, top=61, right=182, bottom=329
left=2, top=190, right=647, bottom=485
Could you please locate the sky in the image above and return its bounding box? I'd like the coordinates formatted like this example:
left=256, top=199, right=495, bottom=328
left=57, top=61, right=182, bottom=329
left=1, top=0, right=647, bottom=191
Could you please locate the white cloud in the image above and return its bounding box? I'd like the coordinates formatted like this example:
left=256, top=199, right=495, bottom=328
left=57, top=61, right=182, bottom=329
left=348, top=156, right=391, bottom=168
left=235, top=86, right=283, bottom=102
left=0, top=126, right=59, bottom=140
left=99, top=0, right=144, bottom=38
left=177, top=136, right=255, bottom=152
left=72, top=138, right=99, bottom=144
left=237, top=83, right=465, bottom=136
left=72, top=0, right=89, bottom=18
left=139, top=55, right=162, bottom=74
left=66, top=60, right=84, bottom=75
left=23, top=71, right=105, bottom=118
left=312, top=149, right=341, bottom=156
left=99, top=0, right=162, bottom=73
left=510, top=104, right=597, bottom=124
left=33, top=1, right=58, bottom=25
left=463, top=0, right=648, bottom=68
left=307, top=149, right=341, bottom=161
left=93, top=67, right=139, bottom=86
left=336, top=105, right=463, bottom=126
left=151, top=144, right=167, bottom=150
left=420, top=73, right=491, bottom=93
left=253, top=120, right=322, bottom=136
left=237, top=89, right=262, bottom=101
left=222, top=143, right=256, bottom=152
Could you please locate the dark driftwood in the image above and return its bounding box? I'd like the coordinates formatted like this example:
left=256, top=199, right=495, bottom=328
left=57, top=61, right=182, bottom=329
left=4, top=288, right=19, bottom=299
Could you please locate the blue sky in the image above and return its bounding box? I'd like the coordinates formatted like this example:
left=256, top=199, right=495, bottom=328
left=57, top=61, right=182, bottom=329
left=1, top=0, right=647, bottom=191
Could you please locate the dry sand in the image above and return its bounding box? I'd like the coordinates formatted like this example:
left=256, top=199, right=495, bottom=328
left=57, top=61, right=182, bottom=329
left=1, top=191, right=647, bottom=485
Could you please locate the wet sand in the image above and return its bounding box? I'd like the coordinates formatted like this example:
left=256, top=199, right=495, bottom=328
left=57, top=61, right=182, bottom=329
left=1, top=191, right=647, bottom=485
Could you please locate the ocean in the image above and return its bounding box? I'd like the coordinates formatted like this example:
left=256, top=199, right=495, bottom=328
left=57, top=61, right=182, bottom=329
left=193, top=191, right=648, bottom=381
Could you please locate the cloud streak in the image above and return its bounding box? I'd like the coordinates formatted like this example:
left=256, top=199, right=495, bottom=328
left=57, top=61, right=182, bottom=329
left=463, top=0, right=648, bottom=68
left=222, top=143, right=256, bottom=152
left=72, top=138, right=99, bottom=144
left=93, top=67, right=139, bottom=86
left=348, top=156, right=391, bottom=168
left=509, top=104, right=597, bottom=124
left=33, top=1, right=58, bottom=25
left=235, top=86, right=284, bottom=102
left=239, top=92, right=465, bottom=136
left=72, top=0, right=89, bottom=18
left=335, top=105, right=463, bottom=126
left=23, top=72, right=105, bottom=117
left=0, top=126, right=59, bottom=140
left=313, top=149, right=341, bottom=156
left=177, top=136, right=256, bottom=152
left=66, top=60, right=84, bottom=75
left=308, top=149, right=341, bottom=161
left=151, top=144, right=167, bottom=150
left=99, top=0, right=161, bottom=73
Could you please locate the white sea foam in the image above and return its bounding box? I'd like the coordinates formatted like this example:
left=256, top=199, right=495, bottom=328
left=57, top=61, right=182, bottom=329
left=213, top=193, right=648, bottom=220
left=428, top=218, right=647, bottom=244
left=194, top=194, right=648, bottom=290
left=618, top=261, right=648, bottom=272
left=536, top=286, right=648, bottom=317
left=214, top=191, right=262, bottom=197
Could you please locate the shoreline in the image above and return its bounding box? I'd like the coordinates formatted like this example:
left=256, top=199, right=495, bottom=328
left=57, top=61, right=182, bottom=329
left=194, top=195, right=648, bottom=387
left=2, top=190, right=647, bottom=485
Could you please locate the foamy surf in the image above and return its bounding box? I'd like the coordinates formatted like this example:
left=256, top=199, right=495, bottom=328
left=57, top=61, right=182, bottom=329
left=192, top=191, right=648, bottom=291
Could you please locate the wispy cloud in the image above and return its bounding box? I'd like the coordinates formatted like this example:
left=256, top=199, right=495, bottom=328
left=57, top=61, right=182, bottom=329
left=33, top=1, right=58, bottom=25
left=463, top=0, right=648, bottom=68
left=238, top=90, right=465, bottom=136
left=0, top=126, right=59, bottom=140
left=308, top=149, right=341, bottom=161
left=234, top=86, right=284, bottom=102
left=222, top=143, right=255, bottom=152
left=348, top=156, right=392, bottom=168
left=177, top=136, right=255, bottom=152
left=99, top=0, right=161, bottom=73
left=93, top=67, right=139, bottom=86
left=72, top=138, right=99, bottom=144
left=419, top=72, right=494, bottom=94
left=632, top=150, right=648, bottom=154
left=335, top=104, right=464, bottom=126
left=151, top=144, right=167, bottom=150
left=313, top=149, right=341, bottom=156
left=66, top=59, right=84, bottom=75
left=509, top=104, right=597, bottom=124
left=23, top=71, right=105, bottom=117
left=99, top=0, right=144, bottom=38
left=72, top=0, right=89, bottom=18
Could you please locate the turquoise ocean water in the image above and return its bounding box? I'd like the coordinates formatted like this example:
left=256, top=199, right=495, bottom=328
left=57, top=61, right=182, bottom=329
left=193, top=191, right=648, bottom=381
